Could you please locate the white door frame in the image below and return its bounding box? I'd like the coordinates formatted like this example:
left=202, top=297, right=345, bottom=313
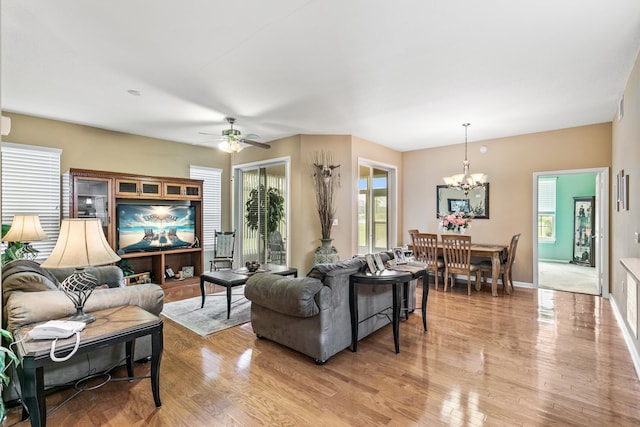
left=532, top=167, right=609, bottom=298
left=232, top=156, right=291, bottom=266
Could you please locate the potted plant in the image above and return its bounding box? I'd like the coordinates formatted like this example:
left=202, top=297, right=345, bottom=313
left=245, top=185, right=285, bottom=262
left=312, top=151, right=340, bottom=264
left=0, top=328, right=20, bottom=422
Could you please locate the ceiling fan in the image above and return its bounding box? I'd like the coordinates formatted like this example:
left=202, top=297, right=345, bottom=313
left=201, top=117, right=270, bottom=153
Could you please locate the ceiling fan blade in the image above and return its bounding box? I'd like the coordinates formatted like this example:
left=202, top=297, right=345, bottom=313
left=241, top=139, right=271, bottom=149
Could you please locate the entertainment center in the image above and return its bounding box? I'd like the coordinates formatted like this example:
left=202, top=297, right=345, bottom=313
left=63, top=168, right=203, bottom=286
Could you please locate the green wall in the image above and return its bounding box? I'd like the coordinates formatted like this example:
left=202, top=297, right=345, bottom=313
left=539, top=173, right=596, bottom=261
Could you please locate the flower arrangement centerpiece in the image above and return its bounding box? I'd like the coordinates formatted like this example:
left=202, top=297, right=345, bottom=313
left=439, top=210, right=474, bottom=233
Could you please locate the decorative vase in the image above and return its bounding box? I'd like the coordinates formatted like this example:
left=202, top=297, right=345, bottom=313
left=313, top=238, right=339, bottom=264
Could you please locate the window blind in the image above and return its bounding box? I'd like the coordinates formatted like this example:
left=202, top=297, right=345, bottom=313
left=190, top=165, right=222, bottom=251
left=538, top=177, right=556, bottom=213
left=1, top=142, right=62, bottom=261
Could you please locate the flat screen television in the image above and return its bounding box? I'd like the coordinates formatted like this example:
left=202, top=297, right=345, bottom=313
left=116, top=205, right=196, bottom=254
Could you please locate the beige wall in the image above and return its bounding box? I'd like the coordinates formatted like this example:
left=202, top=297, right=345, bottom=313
left=3, top=112, right=232, bottom=226
left=233, top=134, right=404, bottom=274
left=402, top=123, right=612, bottom=284
left=612, top=50, right=640, bottom=357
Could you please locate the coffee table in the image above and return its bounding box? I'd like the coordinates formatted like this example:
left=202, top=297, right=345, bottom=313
left=200, top=263, right=298, bottom=318
left=14, top=305, right=163, bottom=427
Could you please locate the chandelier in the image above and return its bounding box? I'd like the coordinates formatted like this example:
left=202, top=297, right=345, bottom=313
left=442, top=123, right=488, bottom=196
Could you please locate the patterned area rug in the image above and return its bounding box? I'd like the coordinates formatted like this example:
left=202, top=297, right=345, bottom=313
left=161, top=286, right=251, bottom=336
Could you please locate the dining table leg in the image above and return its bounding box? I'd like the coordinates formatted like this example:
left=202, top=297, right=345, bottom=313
left=491, top=252, right=501, bottom=296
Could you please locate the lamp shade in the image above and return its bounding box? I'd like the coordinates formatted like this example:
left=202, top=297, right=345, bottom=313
left=41, top=219, right=120, bottom=269
left=3, top=215, right=48, bottom=242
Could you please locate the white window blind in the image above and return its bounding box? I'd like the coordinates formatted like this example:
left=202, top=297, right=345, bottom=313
left=1, top=142, right=62, bottom=261
left=190, top=165, right=222, bottom=251
left=538, top=177, right=556, bottom=213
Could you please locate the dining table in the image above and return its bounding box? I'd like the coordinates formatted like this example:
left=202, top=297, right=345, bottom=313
left=409, top=241, right=509, bottom=297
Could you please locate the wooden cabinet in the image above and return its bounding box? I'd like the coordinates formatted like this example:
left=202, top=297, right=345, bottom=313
left=115, top=178, right=162, bottom=198
left=571, top=196, right=595, bottom=267
left=66, top=168, right=204, bottom=286
left=163, top=181, right=201, bottom=199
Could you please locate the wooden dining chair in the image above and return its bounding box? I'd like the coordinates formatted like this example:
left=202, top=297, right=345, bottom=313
left=412, top=233, right=443, bottom=290
left=477, top=233, right=521, bottom=293
left=441, top=234, right=481, bottom=295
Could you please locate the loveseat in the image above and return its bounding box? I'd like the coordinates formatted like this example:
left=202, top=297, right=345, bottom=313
left=1, top=260, right=164, bottom=402
left=244, top=252, right=416, bottom=364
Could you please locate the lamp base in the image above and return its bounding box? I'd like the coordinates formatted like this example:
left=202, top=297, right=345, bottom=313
left=68, top=308, right=96, bottom=324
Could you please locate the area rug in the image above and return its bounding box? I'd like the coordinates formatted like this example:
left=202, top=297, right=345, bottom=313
left=160, top=286, right=251, bottom=336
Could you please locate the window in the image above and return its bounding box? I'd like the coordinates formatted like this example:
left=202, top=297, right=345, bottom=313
left=1, top=142, right=62, bottom=261
left=358, top=164, right=391, bottom=254
left=190, top=165, right=222, bottom=251
left=538, top=177, right=556, bottom=242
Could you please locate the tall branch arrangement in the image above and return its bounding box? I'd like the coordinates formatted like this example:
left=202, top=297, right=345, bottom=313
left=312, top=151, right=340, bottom=240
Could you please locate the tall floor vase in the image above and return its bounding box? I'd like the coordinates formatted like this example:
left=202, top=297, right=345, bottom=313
left=313, top=238, right=339, bottom=264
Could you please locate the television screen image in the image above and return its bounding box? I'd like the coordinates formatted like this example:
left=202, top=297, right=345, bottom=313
left=117, top=205, right=196, bottom=253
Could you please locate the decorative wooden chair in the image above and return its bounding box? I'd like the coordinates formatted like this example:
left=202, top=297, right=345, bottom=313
left=477, top=233, right=521, bottom=293
left=209, top=230, right=236, bottom=271
left=268, top=231, right=286, bottom=264
left=412, top=233, right=443, bottom=290
left=441, top=234, right=481, bottom=295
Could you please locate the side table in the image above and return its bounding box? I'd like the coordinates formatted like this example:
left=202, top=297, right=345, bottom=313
left=349, top=269, right=414, bottom=354
left=14, top=305, right=163, bottom=427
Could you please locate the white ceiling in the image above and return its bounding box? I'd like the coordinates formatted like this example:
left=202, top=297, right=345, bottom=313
left=2, top=1, right=640, bottom=151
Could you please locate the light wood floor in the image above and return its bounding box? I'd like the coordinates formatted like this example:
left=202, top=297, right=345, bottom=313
left=5, top=280, right=640, bottom=426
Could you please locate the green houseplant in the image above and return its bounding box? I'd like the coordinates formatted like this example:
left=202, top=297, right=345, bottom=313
left=1, top=224, right=24, bottom=266
left=0, top=328, right=20, bottom=422
left=245, top=185, right=285, bottom=261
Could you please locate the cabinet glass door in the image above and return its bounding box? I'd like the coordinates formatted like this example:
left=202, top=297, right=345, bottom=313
left=572, top=196, right=595, bottom=267
left=75, top=177, right=112, bottom=244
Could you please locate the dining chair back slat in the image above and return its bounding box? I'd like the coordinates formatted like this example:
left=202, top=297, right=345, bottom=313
left=441, top=234, right=480, bottom=295
left=412, top=233, right=443, bottom=290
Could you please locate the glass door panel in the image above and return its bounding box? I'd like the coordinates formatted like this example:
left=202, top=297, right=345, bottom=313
left=238, top=163, right=288, bottom=265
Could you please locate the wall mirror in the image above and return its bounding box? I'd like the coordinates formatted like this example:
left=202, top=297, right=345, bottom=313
left=436, top=184, right=490, bottom=219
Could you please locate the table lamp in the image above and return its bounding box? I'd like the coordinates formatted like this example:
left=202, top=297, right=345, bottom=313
left=2, top=214, right=48, bottom=260
left=41, top=219, right=121, bottom=323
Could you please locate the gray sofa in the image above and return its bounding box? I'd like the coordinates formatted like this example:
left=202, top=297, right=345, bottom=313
left=245, top=252, right=416, bottom=364
left=1, top=259, right=164, bottom=402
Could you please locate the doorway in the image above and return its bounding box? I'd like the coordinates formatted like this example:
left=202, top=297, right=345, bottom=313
left=233, top=158, right=289, bottom=266
left=533, top=168, right=609, bottom=297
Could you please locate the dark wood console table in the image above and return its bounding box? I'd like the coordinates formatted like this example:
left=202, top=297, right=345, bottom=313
left=349, top=268, right=425, bottom=354
left=14, top=305, right=163, bottom=427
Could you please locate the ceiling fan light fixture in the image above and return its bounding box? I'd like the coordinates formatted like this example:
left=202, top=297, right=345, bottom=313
left=218, top=139, right=243, bottom=153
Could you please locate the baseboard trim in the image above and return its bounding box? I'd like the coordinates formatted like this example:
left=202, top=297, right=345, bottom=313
left=609, top=296, right=640, bottom=380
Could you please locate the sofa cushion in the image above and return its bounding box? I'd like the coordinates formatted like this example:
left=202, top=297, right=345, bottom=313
left=306, top=257, right=366, bottom=280
left=2, top=259, right=60, bottom=305
left=245, top=273, right=324, bottom=318
left=48, top=266, right=125, bottom=288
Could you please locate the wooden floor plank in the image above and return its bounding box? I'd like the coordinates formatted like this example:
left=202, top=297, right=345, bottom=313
left=5, top=281, right=640, bottom=426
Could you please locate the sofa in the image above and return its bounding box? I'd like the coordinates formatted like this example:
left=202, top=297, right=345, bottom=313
left=244, top=252, right=417, bottom=364
left=1, top=259, right=164, bottom=402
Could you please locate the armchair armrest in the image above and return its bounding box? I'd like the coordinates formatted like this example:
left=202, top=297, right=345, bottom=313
left=5, top=284, right=164, bottom=332
left=245, top=273, right=323, bottom=318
